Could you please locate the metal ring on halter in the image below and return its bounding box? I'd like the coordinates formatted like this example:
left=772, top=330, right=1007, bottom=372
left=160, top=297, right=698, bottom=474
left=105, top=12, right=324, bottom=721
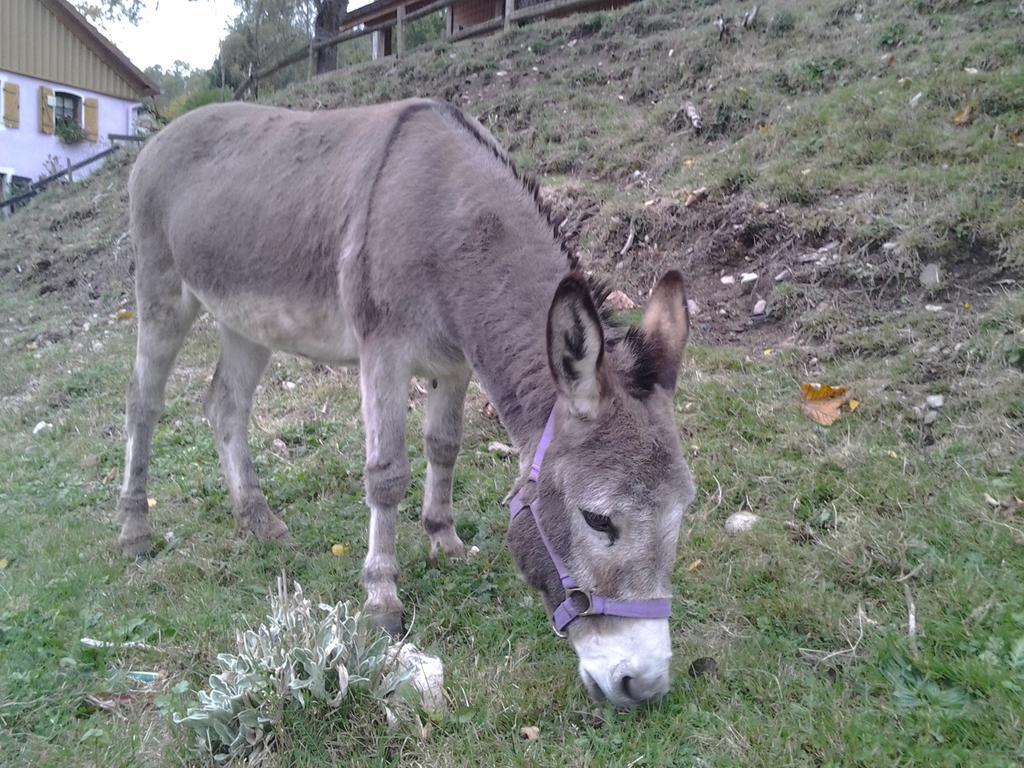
left=566, top=588, right=594, bottom=616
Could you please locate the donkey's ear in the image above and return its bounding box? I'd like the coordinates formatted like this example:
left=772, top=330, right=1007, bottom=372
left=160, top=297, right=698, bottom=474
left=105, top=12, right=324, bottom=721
left=641, top=270, right=690, bottom=391
left=547, top=273, right=605, bottom=419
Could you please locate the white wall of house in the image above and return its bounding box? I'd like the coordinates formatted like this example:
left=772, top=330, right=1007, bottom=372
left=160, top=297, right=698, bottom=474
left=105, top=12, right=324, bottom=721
left=0, top=69, right=141, bottom=183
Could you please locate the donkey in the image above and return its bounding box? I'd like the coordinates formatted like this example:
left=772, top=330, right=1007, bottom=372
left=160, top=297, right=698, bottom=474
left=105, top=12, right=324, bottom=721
left=118, top=99, right=696, bottom=708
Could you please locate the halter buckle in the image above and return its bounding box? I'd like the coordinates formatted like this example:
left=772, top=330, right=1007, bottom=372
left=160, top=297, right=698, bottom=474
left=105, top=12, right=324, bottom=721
left=566, top=588, right=595, bottom=616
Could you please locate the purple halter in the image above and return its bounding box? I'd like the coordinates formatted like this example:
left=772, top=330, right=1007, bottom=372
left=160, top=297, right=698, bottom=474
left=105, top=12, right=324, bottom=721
left=508, top=411, right=673, bottom=636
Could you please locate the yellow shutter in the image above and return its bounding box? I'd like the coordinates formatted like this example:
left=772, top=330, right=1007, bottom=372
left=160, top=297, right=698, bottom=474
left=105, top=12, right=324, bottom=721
left=39, top=86, right=54, bottom=135
left=2, top=82, right=19, bottom=129
left=84, top=97, right=99, bottom=142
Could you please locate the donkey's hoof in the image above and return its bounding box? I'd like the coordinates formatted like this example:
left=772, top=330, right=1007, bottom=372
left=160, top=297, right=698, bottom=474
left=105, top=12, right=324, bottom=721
left=427, top=530, right=466, bottom=563
left=241, top=511, right=291, bottom=543
left=118, top=521, right=153, bottom=558
left=368, top=609, right=405, bottom=639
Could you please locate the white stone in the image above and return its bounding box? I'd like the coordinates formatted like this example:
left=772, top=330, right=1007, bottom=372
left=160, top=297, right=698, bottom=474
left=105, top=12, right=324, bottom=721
left=467, top=545, right=481, bottom=559
left=282, top=381, right=297, bottom=391
left=740, top=272, right=759, bottom=283
left=32, top=421, right=53, bottom=435
left=389, top=643, right=445, bottom=713
left=686, top=299, right=700, bottom=317
left=752, top=299, right=767, bottom=316
left=487, top=441, right=514, bottom=457
left=925, top=395, right=945, bottom=409
left=919, top=262, right=941, bottom=289
left=720, top=275, right=735, bottom=285
left=725, top=511, right=760, bottom=535
left=925, top=304, right=944, bottom=312
left=923, top=410, right=939, bottom=425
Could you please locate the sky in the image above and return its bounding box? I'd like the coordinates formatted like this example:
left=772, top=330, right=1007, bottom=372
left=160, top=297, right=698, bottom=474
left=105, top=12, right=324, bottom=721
left=101, top=0, right=373, bottom=72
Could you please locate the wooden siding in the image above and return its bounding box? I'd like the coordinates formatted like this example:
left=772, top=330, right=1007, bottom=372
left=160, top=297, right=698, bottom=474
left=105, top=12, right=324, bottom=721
left=0, top=0, right=151, bottom=100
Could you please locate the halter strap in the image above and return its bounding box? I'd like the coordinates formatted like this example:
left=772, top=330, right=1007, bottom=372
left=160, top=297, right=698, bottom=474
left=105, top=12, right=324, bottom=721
left=508, top=411, right=672, bottom=635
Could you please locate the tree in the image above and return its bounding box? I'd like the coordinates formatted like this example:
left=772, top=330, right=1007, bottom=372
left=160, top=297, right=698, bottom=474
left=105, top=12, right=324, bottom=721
left=312, top=0, right=347, bottom=75
left=73, top=0, right=144, bottom=24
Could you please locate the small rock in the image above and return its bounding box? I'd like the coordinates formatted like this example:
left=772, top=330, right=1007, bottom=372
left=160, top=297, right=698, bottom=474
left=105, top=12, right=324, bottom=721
left=740, top=272, right=759, bottom=284
left=720, top=275, right=736, bottom=285
left=688, top=657, right=718, bottom=678
left=520, top=725, right=541, bottom=741
left=725, top=511, right=759, bottom=535
left=605, top=290, right=635, bottom=311
left=923, top=410, right=938, bottom=426
left=271, top=438, right=290, bottom=458
left=882, top=241, right=898, bottom=251
left=686, top=299, right=700, bottom=317
left=488, top=441, right=514, bottom=457
left=467, top=545, right=481, bottom=559
left=752, top=299, right=767, bottom=316
left=389, top=643, right=445, bottom=714
left=282, top=381, right=296, bottom=391
left=925, top=394, right=945, bottom=409
left=32, top=421, right=53, bottom=435
left=919, top=262, right=941, bottom=289
left=925, top=304, right=944, bottom=312
left=774, top=269, right=789, bottom=282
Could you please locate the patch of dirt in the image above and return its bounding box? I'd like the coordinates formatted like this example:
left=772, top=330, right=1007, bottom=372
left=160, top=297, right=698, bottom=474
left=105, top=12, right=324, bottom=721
left=544, top=189, right=1016, bottom=349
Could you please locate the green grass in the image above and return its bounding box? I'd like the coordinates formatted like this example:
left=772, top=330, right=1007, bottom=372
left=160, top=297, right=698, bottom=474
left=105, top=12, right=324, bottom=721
left=0, top=279, right=1022, bottom=765
left=2, top=0, right=1024, bottom=764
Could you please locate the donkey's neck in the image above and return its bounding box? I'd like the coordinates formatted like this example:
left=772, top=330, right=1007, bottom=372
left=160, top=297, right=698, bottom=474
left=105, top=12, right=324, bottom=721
left=454, top=243, right=564, bottom=451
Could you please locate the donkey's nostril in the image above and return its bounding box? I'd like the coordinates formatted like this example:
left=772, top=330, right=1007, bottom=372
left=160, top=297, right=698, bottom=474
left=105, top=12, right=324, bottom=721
left=620, top=674, right=635, bottom=700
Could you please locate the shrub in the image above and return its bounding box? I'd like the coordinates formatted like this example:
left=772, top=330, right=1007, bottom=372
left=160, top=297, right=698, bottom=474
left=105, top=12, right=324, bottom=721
left=164, top=88, right=232, bottom=120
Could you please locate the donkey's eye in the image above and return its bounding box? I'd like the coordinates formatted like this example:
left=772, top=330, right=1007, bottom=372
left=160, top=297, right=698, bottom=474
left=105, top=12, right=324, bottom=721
left=581, top=509, right=616, bottom=540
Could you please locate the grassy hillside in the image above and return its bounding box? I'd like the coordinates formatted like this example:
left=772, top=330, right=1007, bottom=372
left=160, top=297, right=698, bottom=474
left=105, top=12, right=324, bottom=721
left=1, top=1, right=1022, bottom=766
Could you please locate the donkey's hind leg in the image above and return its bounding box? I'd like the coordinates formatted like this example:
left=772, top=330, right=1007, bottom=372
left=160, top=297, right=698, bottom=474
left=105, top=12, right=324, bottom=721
left=421, top=369, right=470, bottom=561
left=118, top=275, right=199, bottom=556
left=205, top=325, right=289, bottom=542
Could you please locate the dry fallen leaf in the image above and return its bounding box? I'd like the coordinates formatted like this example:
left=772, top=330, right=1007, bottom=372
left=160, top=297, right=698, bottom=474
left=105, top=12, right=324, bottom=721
left=800, top=383, right=856, bottom=427
left=1009, top=131, right=1024, bottom=147
left=331, top=544, right=349, bottom=557
left=684, top=187, right=709, bottom=207
left=147, top=498, right=157, bottom=508
left=683, top=158, right=697, bottom=168
left=102, top=466, right=119, bottom=484
left=115, top=309, right=135, bottom=320
left=952, top=104, right=974, bottom=126
left=520, top=725, right=540, bottom=741
left=686, top=558, right=703, bottom=572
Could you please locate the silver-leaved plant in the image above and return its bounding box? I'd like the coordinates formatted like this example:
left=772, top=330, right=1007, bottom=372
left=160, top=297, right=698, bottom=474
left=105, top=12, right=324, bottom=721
left=174, top=574, right=412, bottom=762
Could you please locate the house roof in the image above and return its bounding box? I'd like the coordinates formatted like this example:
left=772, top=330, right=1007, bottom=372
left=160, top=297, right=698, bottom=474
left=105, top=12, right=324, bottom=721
left=41, top=0, right=158, bottom=97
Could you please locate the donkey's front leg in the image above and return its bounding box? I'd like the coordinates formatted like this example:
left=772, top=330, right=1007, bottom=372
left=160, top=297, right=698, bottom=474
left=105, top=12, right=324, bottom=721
left=422, top=369, right=471, bottom=560
left=359, top=352, right=411, bottom=637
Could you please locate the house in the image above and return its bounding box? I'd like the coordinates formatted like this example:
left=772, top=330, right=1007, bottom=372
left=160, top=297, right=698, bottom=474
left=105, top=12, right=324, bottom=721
left=341, top=0, right=627, bottom=59
left=0, top=0, right=157, bottom=198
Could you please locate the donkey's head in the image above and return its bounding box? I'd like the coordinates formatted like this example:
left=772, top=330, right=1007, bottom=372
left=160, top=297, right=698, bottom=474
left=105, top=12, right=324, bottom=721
left=507, top=270, right=695, bottom=709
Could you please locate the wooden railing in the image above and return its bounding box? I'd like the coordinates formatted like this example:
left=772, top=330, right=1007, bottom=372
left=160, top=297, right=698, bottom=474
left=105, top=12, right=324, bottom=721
left=234, top=0, right=621, bottom=99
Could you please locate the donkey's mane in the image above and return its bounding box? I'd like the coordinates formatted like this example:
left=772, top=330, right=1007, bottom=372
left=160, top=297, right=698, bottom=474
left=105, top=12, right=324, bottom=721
left=432, top=101, right=579, bottom=271
left=432, top=101, right=661, bottom=398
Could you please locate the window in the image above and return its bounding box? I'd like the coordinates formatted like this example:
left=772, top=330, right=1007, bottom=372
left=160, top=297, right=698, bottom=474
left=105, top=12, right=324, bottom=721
left=54, top=92, right=80, bottom=126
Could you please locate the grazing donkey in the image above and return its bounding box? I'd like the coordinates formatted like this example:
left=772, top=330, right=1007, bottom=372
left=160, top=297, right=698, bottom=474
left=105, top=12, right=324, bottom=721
left=118, top=99, right=695, bottom=708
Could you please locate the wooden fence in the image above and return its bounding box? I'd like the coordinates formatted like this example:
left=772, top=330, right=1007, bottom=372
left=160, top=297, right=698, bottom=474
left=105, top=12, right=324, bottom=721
left=234, top=0, right=617, bottom=99
left=0, top=134, right=144, bottom=214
